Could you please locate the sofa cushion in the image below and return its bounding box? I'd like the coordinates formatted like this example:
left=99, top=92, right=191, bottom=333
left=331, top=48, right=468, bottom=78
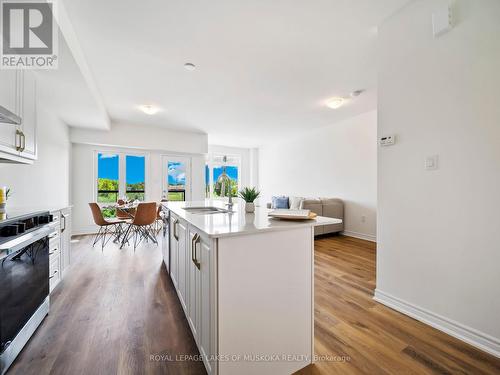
left=320, top=198, right=344, bottom=234
left=271, top=196, right=289, bottom=209
left=289, top=196, right=304, bottom=210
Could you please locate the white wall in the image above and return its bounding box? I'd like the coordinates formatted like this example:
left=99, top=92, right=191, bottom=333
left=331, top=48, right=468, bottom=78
left=376, top=0, right=500, bottom=357
left=71, top=143, right=205, bottom=234
left=0, top=108, right=70, bottom=209
left=70, top=121, right=208, bottom=154
left=259, top=111, right=377, bottom=240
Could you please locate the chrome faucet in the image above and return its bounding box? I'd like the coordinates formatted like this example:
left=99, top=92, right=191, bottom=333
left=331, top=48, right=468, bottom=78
left=215, top=157, right=234, bottom=211
left=226, top=193, right=233, bottom=210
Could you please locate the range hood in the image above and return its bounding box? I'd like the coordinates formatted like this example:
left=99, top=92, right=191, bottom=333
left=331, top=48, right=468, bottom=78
left=0, top=105, right=21, bottom=125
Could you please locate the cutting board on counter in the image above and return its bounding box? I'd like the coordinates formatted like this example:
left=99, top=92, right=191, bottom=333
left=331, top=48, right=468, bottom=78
left=268, top=209, right=317, bottom=220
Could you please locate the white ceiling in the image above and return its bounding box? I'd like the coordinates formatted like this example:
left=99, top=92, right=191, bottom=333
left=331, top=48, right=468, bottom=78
left=35, top=32, right=108, bottom=129
left=62, top=0, right=411, bottom=147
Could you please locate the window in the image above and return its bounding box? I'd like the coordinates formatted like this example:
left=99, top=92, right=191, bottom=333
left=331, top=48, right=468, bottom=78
left=96, top=151, right=147, bottom=205
left=205, top=163, right=210, bottom=198
left=97, top=153, right=119, bottom=203
left=213, top=165, right=238, bottom=197
left=167, top=161, right=186, bottom=201
left=126, top=155, right=145, bottom=201
left=205, top=154, right=240, bottom=198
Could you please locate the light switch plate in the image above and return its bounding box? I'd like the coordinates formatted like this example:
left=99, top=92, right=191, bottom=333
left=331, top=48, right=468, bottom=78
left=432, top=2, right=453, bottom=38
left=425, top=155, right=439, bottom=170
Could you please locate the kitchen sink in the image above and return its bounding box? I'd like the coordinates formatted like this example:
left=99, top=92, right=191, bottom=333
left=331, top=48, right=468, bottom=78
left=182, top=206, right=231, bottom=214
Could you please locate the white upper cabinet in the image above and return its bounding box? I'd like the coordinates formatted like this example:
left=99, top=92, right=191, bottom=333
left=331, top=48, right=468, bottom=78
left=0, top=69, right=37, bottom=163
left=0, top=69, right=21, bottom=157
left=19, top=71, right=37, bottom=160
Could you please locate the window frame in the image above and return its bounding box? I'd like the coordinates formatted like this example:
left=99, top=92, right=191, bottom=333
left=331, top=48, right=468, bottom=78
left=94, top=150, right=149, bottom=204
left=125, top=154, right=147, bottom=201
left=205, top=153, right=241, bottom=199
left=161, top=155, right=192, bottom=202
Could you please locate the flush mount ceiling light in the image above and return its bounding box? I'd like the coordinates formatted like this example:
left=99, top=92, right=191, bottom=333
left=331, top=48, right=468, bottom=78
left=138, top=104, right=160, bottom=115
left=350, top=89, right=364, bottom=97
left=325, top=97, right=346, bottom=109
left=184, top=62, right=196, bottom=71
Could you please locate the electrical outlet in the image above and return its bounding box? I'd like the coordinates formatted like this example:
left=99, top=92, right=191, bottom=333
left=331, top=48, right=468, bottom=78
left=425, top=155, right=439, bottom=170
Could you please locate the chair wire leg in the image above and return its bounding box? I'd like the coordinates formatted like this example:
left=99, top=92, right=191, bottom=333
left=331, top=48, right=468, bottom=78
left=120, top=224, right=132, bottom=249
left=93, top=227, right=103, bottom=247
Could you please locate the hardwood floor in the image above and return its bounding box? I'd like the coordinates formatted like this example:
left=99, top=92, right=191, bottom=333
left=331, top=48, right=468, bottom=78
left=8, top=234, right=500, bottom=375
left=299, top=235, right=500, bottom=375
left=8, top=235, right=206, bottom=375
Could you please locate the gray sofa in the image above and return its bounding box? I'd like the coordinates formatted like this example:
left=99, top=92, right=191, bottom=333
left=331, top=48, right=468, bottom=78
left=267, top=197, right=344, bottom=236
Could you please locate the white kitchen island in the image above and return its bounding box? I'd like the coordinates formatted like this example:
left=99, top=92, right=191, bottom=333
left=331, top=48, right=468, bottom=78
left=161, top=200, right=342, bottom=375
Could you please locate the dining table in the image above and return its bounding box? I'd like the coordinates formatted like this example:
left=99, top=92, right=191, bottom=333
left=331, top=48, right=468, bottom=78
left=102, top=202, right=139, bottom=247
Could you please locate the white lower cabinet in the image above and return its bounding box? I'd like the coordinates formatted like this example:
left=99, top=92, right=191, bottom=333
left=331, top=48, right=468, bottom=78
left=197, top=231, right=213, bottom=374
left=187, top=228, right=200, bottom=339
left=176, top=219, right=188, bottom=311
left=48, top=207, right=72, bottom=293
left=170, top=215, right=179, bottom=289
left=169, top=214, right=215, bottom=375
left=48, top=231, right=61, bottom=292
left=60, top=208, right=71, bottom=274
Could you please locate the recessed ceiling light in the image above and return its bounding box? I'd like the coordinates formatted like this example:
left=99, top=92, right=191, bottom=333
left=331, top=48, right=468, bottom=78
left=350, top=89, right=364, bottom=97
left=325, top=97, right=346, bottom=109
left=184, top=62, right=196, bottom=71
left=138, top=104, right=160, bottom=115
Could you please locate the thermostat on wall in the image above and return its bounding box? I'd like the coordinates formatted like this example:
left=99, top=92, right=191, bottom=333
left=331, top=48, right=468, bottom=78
left=379, top=135, right=395, bottom=147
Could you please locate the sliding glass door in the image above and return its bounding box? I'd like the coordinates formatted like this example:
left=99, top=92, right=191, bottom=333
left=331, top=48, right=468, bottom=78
left=162, top=156, right=191, bottom=201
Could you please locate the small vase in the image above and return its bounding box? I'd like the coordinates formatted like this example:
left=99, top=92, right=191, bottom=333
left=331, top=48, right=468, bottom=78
left=245, top=202, right=255, bottom=213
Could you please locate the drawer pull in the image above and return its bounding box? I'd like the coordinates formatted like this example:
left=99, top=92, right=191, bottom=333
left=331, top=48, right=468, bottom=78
left=49, top=270, right=58, bottom=279
left=173, top=219, right=179, bottom=240
left=191, top=233, right=201, bottom=270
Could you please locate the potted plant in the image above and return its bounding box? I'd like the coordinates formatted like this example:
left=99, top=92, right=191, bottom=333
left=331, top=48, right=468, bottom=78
left=238, top=187, right=260, bottom=213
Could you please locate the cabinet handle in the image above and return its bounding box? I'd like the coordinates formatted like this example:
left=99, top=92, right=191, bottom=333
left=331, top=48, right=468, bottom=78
left=15, top=129, right=22, bottom=151
left=191, top=233, right=196, bottom=264
left=49, top=270, right=58, bottom=279
left=173, top=219, right=179, bottom=240
left=192, top=233, right=201, bottom=270
left=61, top=214, right=67, bottom=232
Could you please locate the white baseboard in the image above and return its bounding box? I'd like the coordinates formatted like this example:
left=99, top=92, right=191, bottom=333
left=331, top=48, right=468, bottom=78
left=374, top=289, right=500, bottom=358
left=72, top=225, right=98, bottom=236
left=341, top=230, right=376, bottom=242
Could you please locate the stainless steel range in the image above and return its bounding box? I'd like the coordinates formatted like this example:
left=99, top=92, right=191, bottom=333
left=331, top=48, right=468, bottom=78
left=0, top=210, right=53, bottom=375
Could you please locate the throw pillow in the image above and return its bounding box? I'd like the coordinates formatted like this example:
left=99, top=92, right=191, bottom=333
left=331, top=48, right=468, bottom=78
left=289, top=196, right=304, bottom=210
left=272, top=196, right=289, bottom=209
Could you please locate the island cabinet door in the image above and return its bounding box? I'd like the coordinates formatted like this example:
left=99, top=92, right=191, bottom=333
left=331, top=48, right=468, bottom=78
left=198, top=233, right=214, bottom=374
left=188, top=227, right=214, bottom=375
left=176, top=219, right=188, bottom=311
left=170, top=215, right=179, bottom=289
left=187, top=228, right=201, bottom=340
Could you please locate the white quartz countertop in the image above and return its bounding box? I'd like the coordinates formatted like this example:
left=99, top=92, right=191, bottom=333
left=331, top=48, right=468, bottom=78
left=162, top=200, right=342, bottom=238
